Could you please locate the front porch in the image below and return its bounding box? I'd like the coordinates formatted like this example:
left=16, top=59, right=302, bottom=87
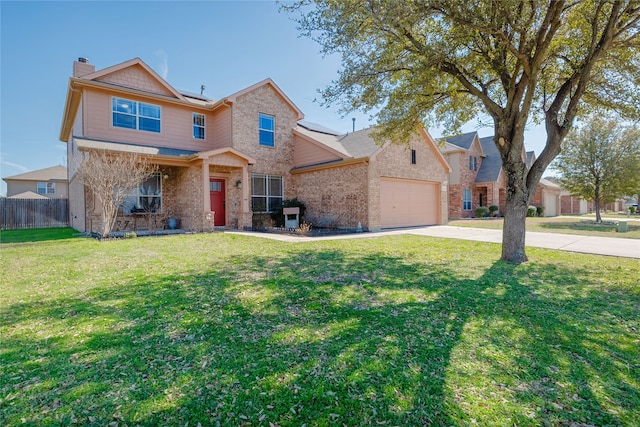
left=475, top=182, right=506, bottom=215
left=75, top=139, right=257, bottom=235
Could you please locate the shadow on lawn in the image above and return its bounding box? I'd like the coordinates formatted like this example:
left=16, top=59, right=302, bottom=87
left=1, top=247, right=637, bottom=426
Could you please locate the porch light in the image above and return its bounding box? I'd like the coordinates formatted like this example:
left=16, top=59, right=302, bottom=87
left=163, top=174, right=169, bottom=180
left=236, top=180, right=242, bottom=189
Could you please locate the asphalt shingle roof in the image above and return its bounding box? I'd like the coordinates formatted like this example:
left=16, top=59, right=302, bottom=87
left=475, top=136, right=502, bottom=183
left=3, top=165, right=67, bottom=181
left=445, top=131, right=477, bottom=150
left=296, top=122, right=384, bottom=159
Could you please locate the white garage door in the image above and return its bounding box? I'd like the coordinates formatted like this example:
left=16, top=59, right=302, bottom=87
left=544, top=192, right=558, bottom=216
left=380, top=178, right=440, bottom=228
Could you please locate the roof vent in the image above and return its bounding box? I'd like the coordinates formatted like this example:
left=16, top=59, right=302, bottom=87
left=78, top=57, right=89, bottom=63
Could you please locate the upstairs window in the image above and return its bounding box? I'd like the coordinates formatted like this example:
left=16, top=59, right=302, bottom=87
left=251, top=174, right=283, bottom=212
left=469, top=156, right=477, bottom=171
left=411, top=149, right=417, bottom=164
left=112, top=98, right=160, bottom=133
left=193, top=113, right=205, bottom=139
left=259, top=113, right=275, bottom=147
left=37, top=182, right=55, bottom=194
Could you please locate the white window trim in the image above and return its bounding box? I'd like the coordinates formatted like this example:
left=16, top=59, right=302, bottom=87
left=463, top=188, right=472, bottom=211
left=193, top=113, right=205, bottom=140
left=258, top=113, right=275, bottom=147
left=37, top=182, right=55, bottom=195
left=112, top=97, right=161, bottom=134
left=251, top=174, right=283, bottom=213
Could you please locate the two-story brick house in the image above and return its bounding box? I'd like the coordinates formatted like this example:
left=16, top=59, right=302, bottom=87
left=442, top=131, right=564, bottom=219
left=60, top=57, right=450, bottom=235
left=441, top=132, right=507, bottom=218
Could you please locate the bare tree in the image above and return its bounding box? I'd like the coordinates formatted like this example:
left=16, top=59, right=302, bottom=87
left=75, top=150, right=157, bottom=238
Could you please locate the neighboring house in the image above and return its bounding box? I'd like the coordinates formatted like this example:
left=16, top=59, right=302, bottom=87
left=7, top=191, right=50, bottom=199
left=2, top=165, right=68, bottom=199
left=441, top=132, right=564, bottom=218
left=530, top=177, right=562, bottom=216
left=560, top=189, right=591, bottom=215
left=440, top=132, right=506, bottom=218
left=60, top=57, right=450, bottom=234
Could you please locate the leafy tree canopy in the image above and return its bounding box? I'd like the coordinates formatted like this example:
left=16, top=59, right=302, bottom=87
left=286, top=0, right=640, bottom=262
left=554, top=116, right=640, bottom=221
left=289, top=0, right=639, bottom=146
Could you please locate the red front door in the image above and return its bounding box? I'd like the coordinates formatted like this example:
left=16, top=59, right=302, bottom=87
left=209, top=178, right=225, bottom=226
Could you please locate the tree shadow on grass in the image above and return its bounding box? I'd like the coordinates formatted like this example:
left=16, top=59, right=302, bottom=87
left=1, top=244, right=638, bottom=426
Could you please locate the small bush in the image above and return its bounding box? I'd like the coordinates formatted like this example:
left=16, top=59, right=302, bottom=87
left=488, top=205, right=499, bottom=216
left=629, top=206, right=636, bottom=214
left=124, top=232, right=137, bottom=239
left=527, top=206, right=537, bottom=217
left=296, top=221, right=313, bottom=234
left=536, top=206, right=545, bottom=217
left=475, top=207, right=489, bottom=218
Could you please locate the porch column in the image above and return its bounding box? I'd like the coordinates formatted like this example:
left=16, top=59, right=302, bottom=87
left=238, top=165, right=252, bottom=229
left=241, top=165, right=250, bottom=212
left=201, top=161, right=214, bottom=231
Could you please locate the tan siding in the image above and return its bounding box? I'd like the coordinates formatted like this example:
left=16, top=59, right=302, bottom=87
left=82, top=89, right=221, bottom=151
left=446, top=152, right=460, bottom=185
left=68, top=176, right=86, bottom=232
left=5, top=180, right=69, bottom=199
left=293, top=135, right=342, bottom=168
left=208, top=106, right=232, bottom=149
left=96, top=65, right=174, bottom=96
left=74, top=97, right=84, bottom=136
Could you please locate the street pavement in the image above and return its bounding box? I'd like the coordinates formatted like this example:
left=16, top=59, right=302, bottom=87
left=228, top=224, right=640, bottom=259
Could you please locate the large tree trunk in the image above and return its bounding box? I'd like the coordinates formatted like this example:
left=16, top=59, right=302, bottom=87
left=501, top=181, right=530, bottom=263
left=496, top=122, right=534, bottom=263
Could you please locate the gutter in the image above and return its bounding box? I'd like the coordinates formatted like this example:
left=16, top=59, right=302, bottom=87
left=290, top=157, right=369, bottom=174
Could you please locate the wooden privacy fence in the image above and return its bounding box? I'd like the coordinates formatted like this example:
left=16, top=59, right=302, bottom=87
left=0, top=198, right=69, bottom=230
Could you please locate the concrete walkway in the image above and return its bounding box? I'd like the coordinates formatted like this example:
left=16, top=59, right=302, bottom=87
left=227, top=226, right=640, bottom=259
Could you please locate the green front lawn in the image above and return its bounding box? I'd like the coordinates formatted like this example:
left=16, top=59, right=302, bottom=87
left=1, top=233, right=638, bottom=426
left=0, top=227, right=82, bottom=244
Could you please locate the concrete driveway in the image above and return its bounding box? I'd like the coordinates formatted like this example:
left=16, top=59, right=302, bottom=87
left=228, top=225, right=640, bottom=259
left=404, top=226, right=640, bottom=259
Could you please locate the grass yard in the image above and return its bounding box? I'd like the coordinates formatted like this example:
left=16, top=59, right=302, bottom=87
left=1, top=232, right=639, bottom=426
left=0, top=227, right=82, bottom=244
left=450, top=216, right=640, bottom=239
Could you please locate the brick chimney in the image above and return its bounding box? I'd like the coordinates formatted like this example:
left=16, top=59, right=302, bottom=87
left=73, top=57, right=95, bottom=77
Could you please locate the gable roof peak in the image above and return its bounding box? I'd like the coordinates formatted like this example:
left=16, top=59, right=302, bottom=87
left=444, top=131, right=479, bottom=150
left=75, top=57, right=186, bottom=101
left=225, top=78, right=304, bottom=120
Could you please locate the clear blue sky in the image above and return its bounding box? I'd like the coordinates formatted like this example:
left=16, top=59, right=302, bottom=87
left=0, top=0, right=547, bottom=196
